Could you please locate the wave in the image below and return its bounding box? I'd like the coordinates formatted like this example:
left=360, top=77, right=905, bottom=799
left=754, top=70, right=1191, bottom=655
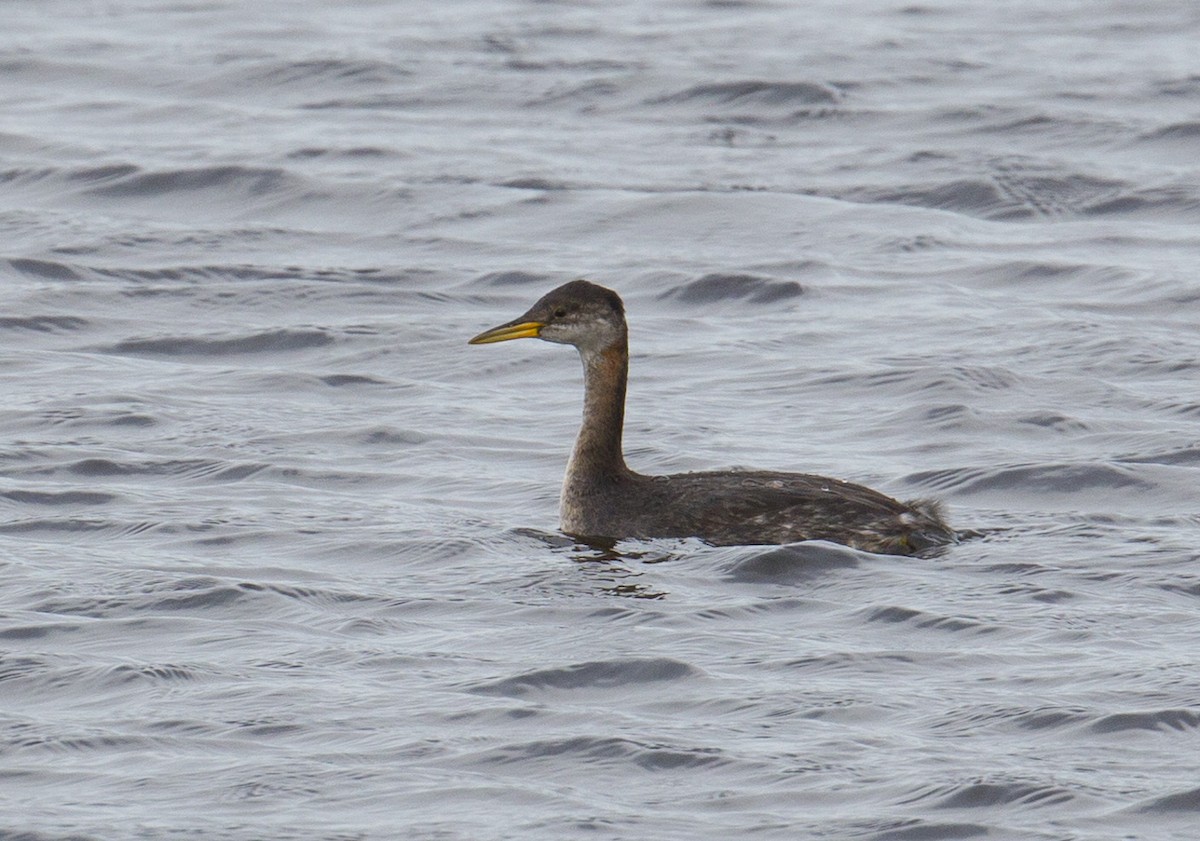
left=470, top=657, right=697, bottom=697
left=652, top=80, right=841, bottom=107
left=831, top=165, right=1200, bottom=222
left=900, top=778, right=1077, bottom=810
left=472, top=735, right=729, bottom=772
left=101, top=329, right=334, bottom=357
left=0, top=489, right=117, bottom=506
left=1090, top=708, right=1200, bottom=734
left=30, top=576, right=254, bottom=619
left=909, top=462, right=1153, bottom=495
left=859, top=604, right=1001, bottom=635
left=1135, top=785, right=1200, bottom=813
left=721, top=541, right=862, bottom=583
left=0, top=312, right=90, bottom=330
left=866, top=820, right=991, bottom=840
left=657, top=272, right=803, bottom=305
left=85, top=165, right=295, bottom=200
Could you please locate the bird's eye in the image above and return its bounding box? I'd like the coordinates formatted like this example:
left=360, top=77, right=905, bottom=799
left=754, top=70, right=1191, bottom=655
left=553, top=307, right=567, bottom=318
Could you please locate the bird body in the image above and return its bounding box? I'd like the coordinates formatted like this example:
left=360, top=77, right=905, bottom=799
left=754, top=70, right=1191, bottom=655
left=469, top=279, right=954, bottom=555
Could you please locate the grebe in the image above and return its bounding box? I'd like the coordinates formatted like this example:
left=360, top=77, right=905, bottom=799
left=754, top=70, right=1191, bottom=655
left=469, top=279, right=953, bottom=555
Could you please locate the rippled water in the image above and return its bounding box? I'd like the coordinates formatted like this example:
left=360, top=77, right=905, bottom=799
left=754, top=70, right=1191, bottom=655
left=3, top=1, right=1200, bottom=839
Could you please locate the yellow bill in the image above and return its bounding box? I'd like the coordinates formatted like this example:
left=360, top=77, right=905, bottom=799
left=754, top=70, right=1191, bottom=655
left=468, top=320, right=544, bottom=345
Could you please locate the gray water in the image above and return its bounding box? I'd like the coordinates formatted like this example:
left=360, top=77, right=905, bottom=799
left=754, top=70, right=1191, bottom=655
left=3, top=1, right=1200, bottom=839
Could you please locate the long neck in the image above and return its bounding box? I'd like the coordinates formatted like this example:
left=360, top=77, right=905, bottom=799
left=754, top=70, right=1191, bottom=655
left=569, top=338, right=630, bottom=481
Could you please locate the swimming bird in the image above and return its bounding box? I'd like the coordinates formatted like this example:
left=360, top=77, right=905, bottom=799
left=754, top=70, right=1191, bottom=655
left=469, top=279, right=954, bottom=555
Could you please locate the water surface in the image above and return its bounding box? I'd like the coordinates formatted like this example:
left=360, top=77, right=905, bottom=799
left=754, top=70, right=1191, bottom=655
left=2, top=1, right=1200, bottom=839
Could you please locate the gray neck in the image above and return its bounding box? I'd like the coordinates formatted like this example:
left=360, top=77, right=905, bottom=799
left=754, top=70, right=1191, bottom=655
left=568, top=339, right=630, bottom=482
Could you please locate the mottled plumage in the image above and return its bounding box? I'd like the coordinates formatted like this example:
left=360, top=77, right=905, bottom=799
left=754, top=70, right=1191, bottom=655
left=470, top=279, right=954, bottom=555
